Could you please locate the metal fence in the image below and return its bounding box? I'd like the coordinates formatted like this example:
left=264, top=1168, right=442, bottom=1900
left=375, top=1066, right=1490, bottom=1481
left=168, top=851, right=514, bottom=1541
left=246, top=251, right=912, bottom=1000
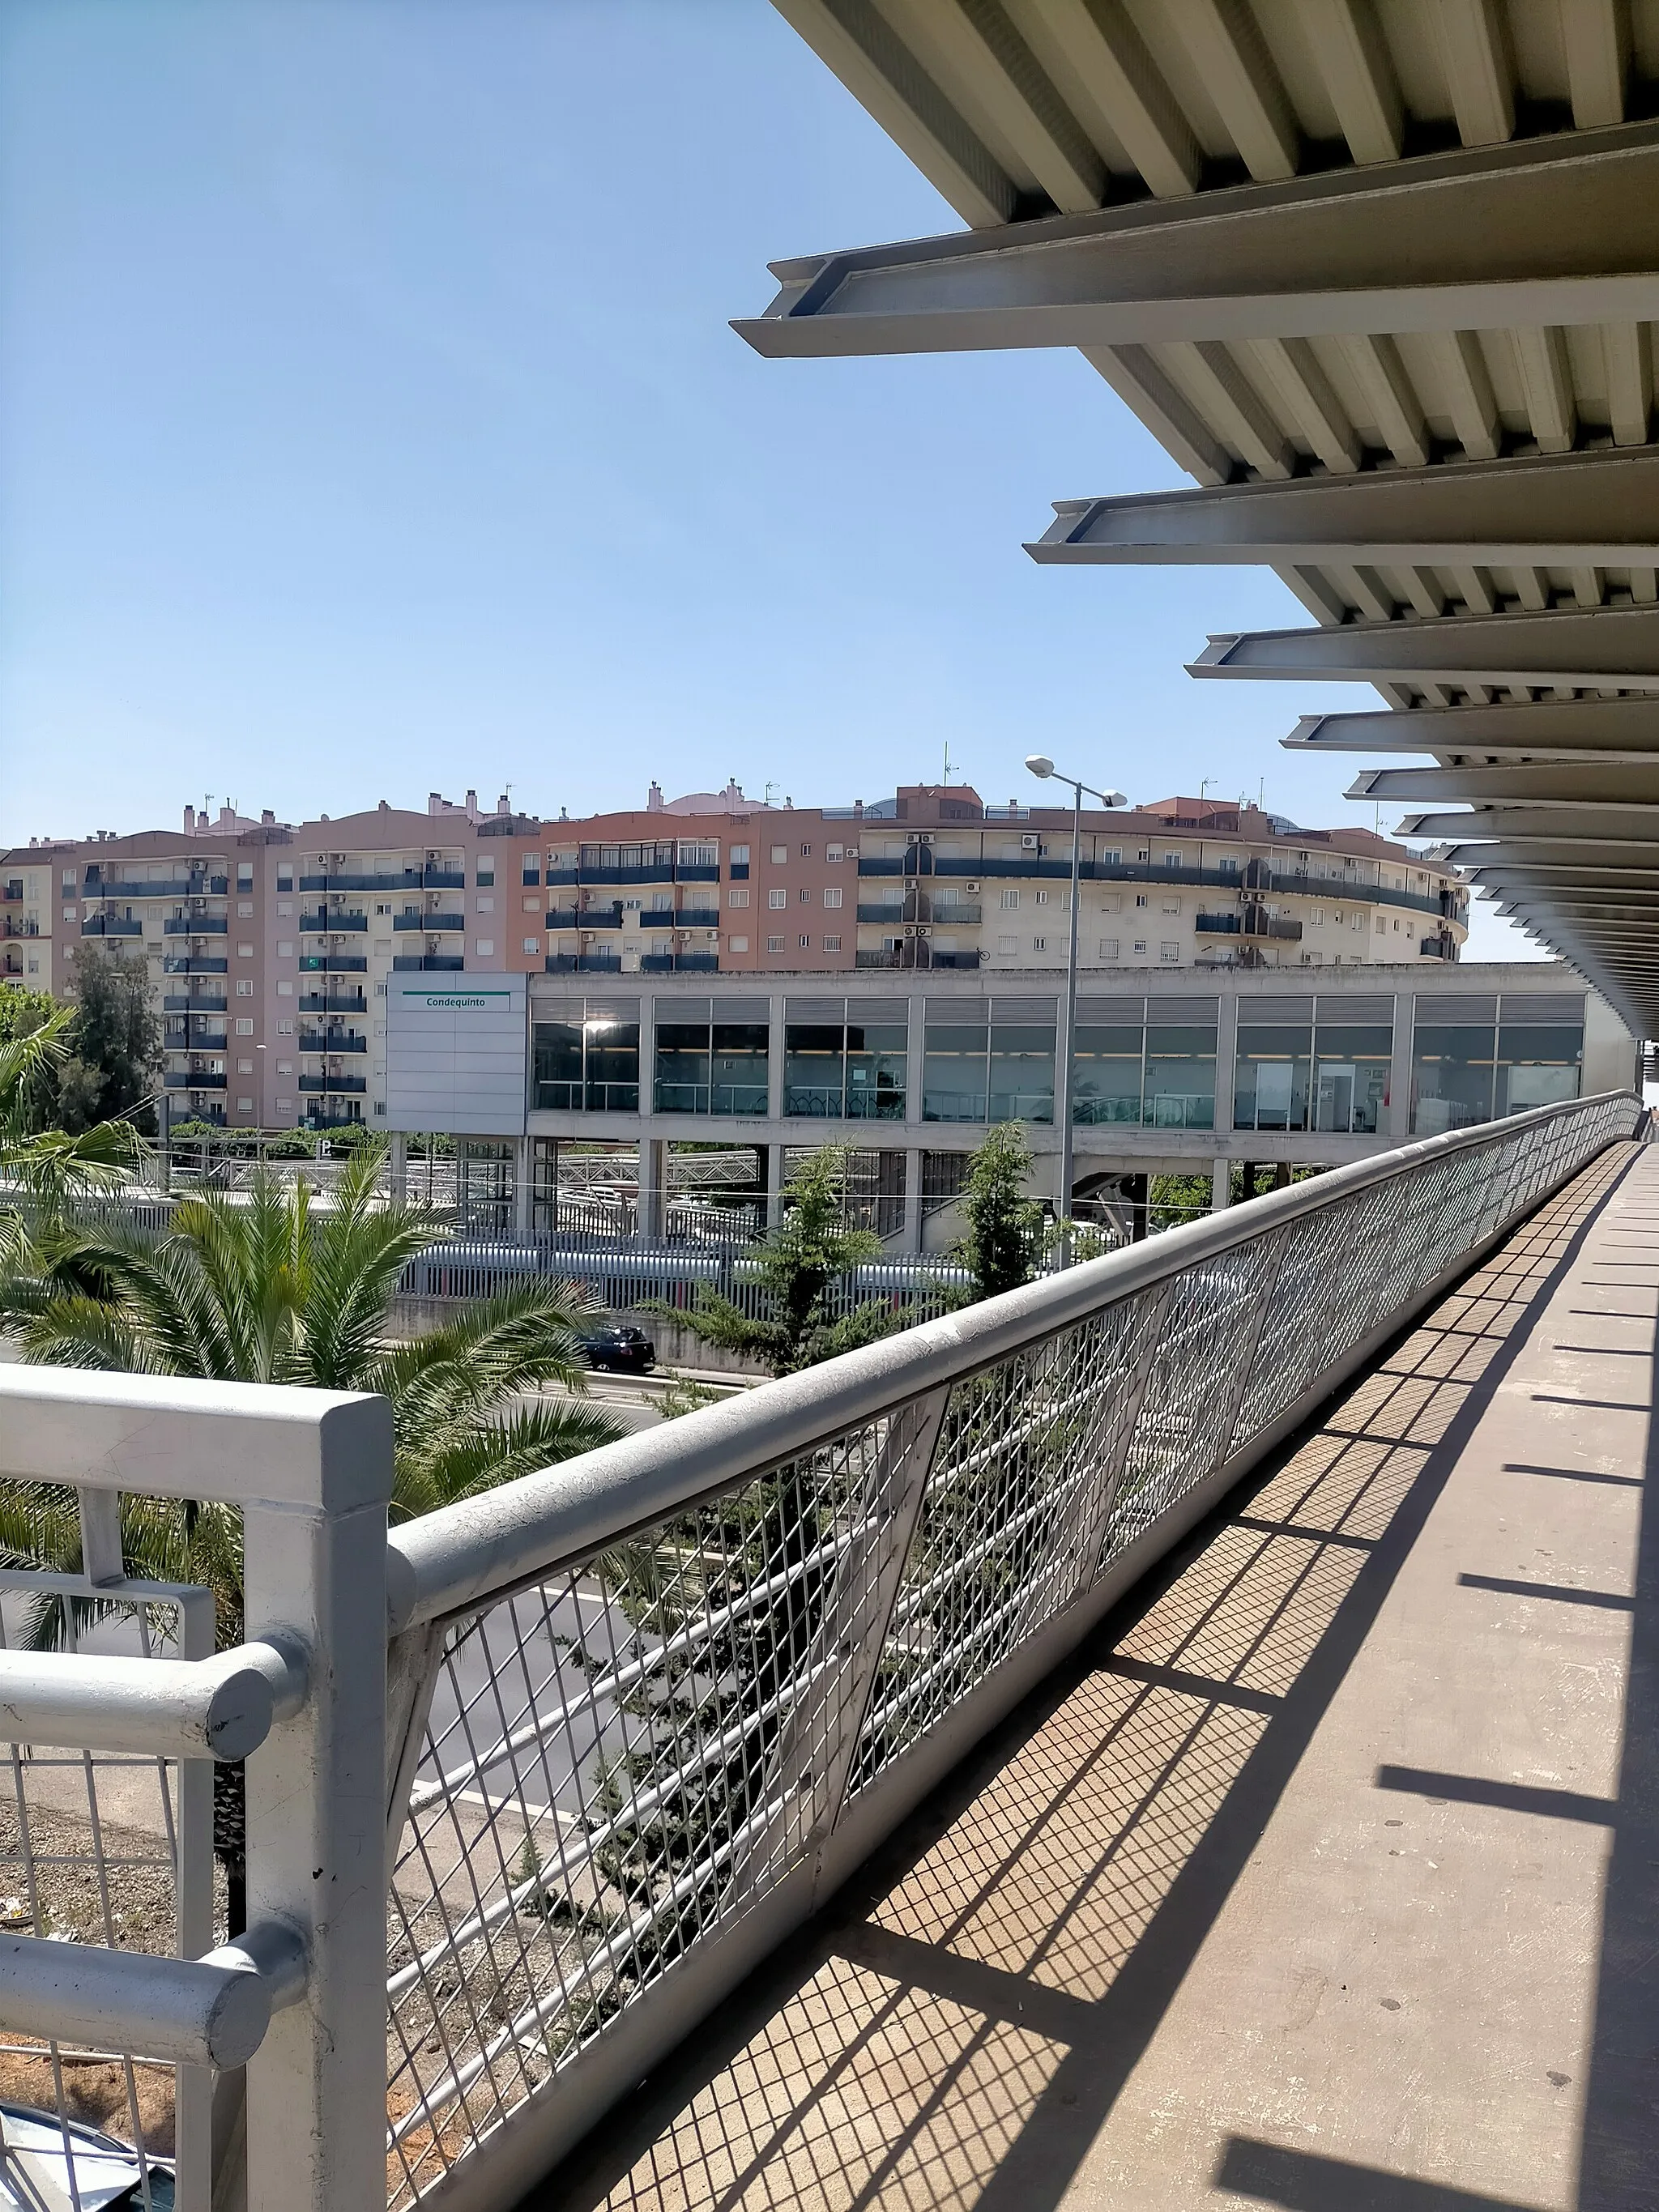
left=0, top=1088, right=1637, bottom=2212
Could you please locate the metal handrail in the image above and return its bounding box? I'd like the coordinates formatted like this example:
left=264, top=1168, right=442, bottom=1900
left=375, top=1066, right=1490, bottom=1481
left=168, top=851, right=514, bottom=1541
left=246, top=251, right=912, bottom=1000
left=386, top=1088, right=1634, bottom=1634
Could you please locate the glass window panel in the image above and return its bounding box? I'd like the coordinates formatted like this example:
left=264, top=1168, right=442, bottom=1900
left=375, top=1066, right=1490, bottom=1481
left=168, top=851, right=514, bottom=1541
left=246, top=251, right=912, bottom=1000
left=785, top=1021, right=845, bottom=1119
left=1495, top=1022, right=1582, bottom=1116
left=923, top=1023, right=988, bottom=1123
left=531, top=1020, right=583, bottom=1111
left=710, top=1021, right=770, bottom=1115
left=989, top=1022, right=1055, bottom=1124
left=1071, top=1022, right=1142, bottom=1125
left=655, top=1018, right=711, bottom=1114
left=583, top=1016, right=639, bottom=1112
left=845, top=1018, right=906, bottom=1120
left=1411, top=1022, right=1496, bottom=1133
left=1235, top=1023, right=1312, bottom=1132
left=1144, top=1023, right=1216, bottom=1130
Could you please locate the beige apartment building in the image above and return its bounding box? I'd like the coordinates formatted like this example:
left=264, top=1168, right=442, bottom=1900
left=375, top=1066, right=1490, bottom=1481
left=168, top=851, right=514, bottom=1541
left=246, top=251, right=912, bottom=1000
left=2, top=780, right=1468, bottom=1132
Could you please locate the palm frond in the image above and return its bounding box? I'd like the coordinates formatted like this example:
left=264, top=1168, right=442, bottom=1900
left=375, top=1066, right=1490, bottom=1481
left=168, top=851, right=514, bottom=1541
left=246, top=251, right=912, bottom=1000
left=394, top=1399, right=625, bottom=1520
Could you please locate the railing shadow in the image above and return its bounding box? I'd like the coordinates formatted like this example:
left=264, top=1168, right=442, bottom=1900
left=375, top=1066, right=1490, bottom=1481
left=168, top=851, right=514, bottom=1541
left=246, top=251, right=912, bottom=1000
left=534, top=1148, right=1635, bottom=2212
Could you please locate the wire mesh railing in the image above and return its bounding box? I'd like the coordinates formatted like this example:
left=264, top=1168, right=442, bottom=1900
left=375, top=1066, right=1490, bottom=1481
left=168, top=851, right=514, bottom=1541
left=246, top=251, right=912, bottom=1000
left=377, top=1087, right=1636, bottom=2212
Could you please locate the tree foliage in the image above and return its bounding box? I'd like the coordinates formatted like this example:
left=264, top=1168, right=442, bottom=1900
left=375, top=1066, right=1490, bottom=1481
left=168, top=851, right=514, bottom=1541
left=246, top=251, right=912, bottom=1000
left=662, top=1146, right=896, bottom=1376
left=953, top=1122, right=1045, bottom=1300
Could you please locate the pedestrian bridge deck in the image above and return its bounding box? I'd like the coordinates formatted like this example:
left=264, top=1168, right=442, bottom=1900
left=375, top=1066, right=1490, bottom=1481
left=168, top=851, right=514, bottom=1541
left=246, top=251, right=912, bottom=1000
left=540, top=1141, right=1656, bottom=2212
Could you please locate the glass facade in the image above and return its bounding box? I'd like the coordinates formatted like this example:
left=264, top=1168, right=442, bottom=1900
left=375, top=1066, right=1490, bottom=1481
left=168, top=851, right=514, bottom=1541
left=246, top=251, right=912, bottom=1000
left=923, top=998, right=1056, bottom=1124
left=1235, top=995, right=1393, bottom=1135
left=1412, top=994, right=1583, bottom=1133
left=1073, top=996, right=1217, bottom=1129
left=784, top=998, right=906, bottom=1119
left=532, top=999, right=640, bottom=1112
left=655, top=998, right=770, bottom=1115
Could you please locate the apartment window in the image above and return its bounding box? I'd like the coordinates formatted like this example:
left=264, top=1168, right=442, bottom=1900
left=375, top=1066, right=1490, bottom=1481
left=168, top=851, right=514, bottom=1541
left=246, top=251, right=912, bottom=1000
left=476, top=894, right=493, bottom=913
left=766, top=934, right=786, bottom=953
left=237, top=1059, right=254, bottom=1076
left=1102, top=848, right=1121, bottom=865
left=522, top=896, right=539, bottom=914
left=999, top=889, right=1019, bottom=910
left=277, top=979, right=292, bottom=996
left=729, top=935, right=749, bottom=953
left=237, top=942, right=254, bottom=958
left=237, top=981, right=254, bottom=998
left=234, top=1018, right=254, bottom=1036
left=275, top=1096, right=292, bottom=1113
left=1392, top=918, right=1401, bottom=932
left=275, top=870, right=293, bottom=892
left=62, top=871, right=75, bottom=888
left=730, top=845, right=749, bottom=864
left=824, top=934, right=841, bottom=952
left=276, top=1061, right=292, bottom=1075
left=728, top=887, right=749, bottom=908
left=236, top=1097, right=254, bottom=1113
left=1162, top=896, right=1180, bottom=914
left=799, top=933, right=811, bottom=948
left=376, top=904, right=393, bottom=917
left=768, top=888, right=787, bottom=909
left=1160, top=943, right=1179, bottom=961
left=276, top=940, right=294, bottom=958
left=476, top=939, right=495, bottom=956
left=237, top=869, right=254, bottom=891
left=996, top=934, right=1017, bottom=956
left=1033, top=936, right=1047, bottom=953
left=1132, top=939, right=1147, bottom=955
left=1034, top=890, right=1049, bottom=906
left=1135, top=894, right=1148, bottom=909
left=522, top=860, right=541, bottom=885
left=277, top=1020, right=293, bottom=1036
left=1164, top=852, right=1180, bottom=867
left=238, top=901, right=254, bottom=918
left=826, top=845, right=844, bottom=863
left=799, top=887, right=811, bottom=903
left=1356, top=914, right=1368, bottom=932
left=1311, top=908, right=1325, bottom=925
left=522, top=936, right=539, bottom=955
left=476, top=867, right=495, bottom=887
left=823, top=887, right=842, bottom=910
left=1101, top=893, right=1122, bottom=913
left=276, top=901, right=293, bottom=918
left=800, top=843, right=812, bottom=857
left=1098, top=939, right=1119, bottom=960
left=770, top=845, right=788, bottom=864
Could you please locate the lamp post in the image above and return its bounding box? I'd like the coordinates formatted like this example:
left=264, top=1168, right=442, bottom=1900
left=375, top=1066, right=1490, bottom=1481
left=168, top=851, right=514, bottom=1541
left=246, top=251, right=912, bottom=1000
left=1026, top=755, right=1128, bottom=1265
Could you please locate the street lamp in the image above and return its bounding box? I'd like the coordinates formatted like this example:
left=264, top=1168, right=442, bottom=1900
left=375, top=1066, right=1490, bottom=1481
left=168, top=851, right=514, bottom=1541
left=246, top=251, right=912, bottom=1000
left=1026, top=755, right=1128, bottom=1264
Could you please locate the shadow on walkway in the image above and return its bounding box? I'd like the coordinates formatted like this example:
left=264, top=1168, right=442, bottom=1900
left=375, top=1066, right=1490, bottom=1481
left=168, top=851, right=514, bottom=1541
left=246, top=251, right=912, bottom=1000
left=535, top=1147, right=1642, bottom=2212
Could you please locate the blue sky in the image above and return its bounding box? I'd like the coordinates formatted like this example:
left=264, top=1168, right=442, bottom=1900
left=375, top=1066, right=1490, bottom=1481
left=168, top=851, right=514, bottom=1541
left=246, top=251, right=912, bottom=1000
left=1, top=0, right=1529, bottom=956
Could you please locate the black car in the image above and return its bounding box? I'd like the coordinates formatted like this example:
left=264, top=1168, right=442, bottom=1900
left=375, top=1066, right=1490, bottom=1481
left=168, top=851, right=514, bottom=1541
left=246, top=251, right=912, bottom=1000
left=582, top=1325, right=656, bottom=1373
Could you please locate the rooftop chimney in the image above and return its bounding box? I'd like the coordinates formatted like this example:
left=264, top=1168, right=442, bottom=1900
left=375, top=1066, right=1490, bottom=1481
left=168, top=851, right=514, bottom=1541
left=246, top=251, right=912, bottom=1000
left=429, top=791, right=442, bottom=814
left=464, top=789, right=478, bottom=814
left=497, top=794, right=510, bottom=815
left=646, top=781, right=665, bottom=812
left=261, top=808, right=275, bottom=826
left=184, top=805, right=196, bottom=831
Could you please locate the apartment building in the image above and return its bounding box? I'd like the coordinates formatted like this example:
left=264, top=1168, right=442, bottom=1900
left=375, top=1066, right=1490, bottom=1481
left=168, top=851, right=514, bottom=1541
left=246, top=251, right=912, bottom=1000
left=2, top=779, right=1469, bottom=1132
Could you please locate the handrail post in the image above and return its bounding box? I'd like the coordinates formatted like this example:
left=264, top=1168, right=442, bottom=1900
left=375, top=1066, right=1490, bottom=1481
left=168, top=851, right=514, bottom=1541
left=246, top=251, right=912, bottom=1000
left=241, top=1396, right=395, bottom=2212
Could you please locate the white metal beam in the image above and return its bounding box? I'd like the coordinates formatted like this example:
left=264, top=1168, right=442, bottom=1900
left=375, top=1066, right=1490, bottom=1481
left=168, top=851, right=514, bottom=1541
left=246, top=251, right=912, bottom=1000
left=1166, top=0, right=1298, bottom=181
left=1435, top=0, right=1514, bottom=147
left=1019, top=0, right=1201, bottom=195
left=736, top=121, right=1659, bottom=357
left=1286, top=697, right=1659, bottom=757
left=1351, top=763, right=1659, bottom=808
left=1566, top=0, right=1630, bottom=130
left=1026, top=448, right=1659, bottom=567
left=1189, top=605, right=1659, bottom=689
left=1294, top=0, right=1401, bottom=165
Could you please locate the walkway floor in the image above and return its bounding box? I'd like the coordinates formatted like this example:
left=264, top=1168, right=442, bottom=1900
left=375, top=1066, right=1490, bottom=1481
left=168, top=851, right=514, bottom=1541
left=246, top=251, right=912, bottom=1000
left=540, top=1144, right=1657, bottom=2212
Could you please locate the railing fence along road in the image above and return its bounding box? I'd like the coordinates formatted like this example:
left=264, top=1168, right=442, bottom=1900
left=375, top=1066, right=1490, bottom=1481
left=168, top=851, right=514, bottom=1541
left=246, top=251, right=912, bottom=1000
left=0, top=1089, right=1636, bottom=2212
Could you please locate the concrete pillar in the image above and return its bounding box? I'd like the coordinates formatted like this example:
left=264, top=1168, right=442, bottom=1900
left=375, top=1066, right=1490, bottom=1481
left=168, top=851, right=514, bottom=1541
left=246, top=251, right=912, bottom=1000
left=905, top=992, right=926, bottom=1127
left=1210, top=1154, right=1230, bottom=1212
left=641, top=1136, right=667, bottom=1242
left=768, top=993, right=786, bottom=1122
left=388, top=1131, right=407, bottom=1202
left=902, top=1147, right=923, bottom=1254
left=1387, top=990, right=1415, bottom=1140
left=1125, top=1170, right=1149, bottom=1242
left=766, top=1141, right=788, bottom=1228
left=513, top=1136, right=532, bottom=1242
left=1213, top=989, right=1239, bottom=1140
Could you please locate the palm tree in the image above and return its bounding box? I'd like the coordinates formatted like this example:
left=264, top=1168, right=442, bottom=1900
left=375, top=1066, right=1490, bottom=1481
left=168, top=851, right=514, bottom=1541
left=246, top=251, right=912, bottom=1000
left=0, top=1005, right=146, bottom=1284
left=0, top=1148, right=624, bottom=1927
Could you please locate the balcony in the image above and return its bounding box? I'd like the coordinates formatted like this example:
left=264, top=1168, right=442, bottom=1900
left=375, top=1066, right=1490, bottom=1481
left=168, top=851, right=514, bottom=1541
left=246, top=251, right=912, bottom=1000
left=298, top=911, right=367, bottom=933
left=855, top=947, right=981, bottom=970
left=298, top=867, right=463, bottom=893
left=85, top=876, right=227, bottom=898
left=166, top=1031, right=227, bottom=1051
left=2, top=919, right=38, bottom=940
left=391, top=954, right=464, bottom=972
left=1242, top=908, right=1302, bottom=943
left=162, top=916, right=228, bottom=936
left=392, top=912, right=465, bottom=932
left=164, top=1071, right=227, bottom=1090
left=1421, top=935, right=1458, bottom=959
left=674, top=908, right=720, bottom=929
left=301, top=1111, right=366, bottom=1128
left=640, top=953, right=720, bottom=973
left=296, top=1030, right=368, bottom=1054
left=1196, top=913, right=1242, bottom=935
left=544, top=953, right=621, bottom=974
left=297, top=1073, right=368, bottom=1095
left=162, top=957, right=228, bottom=975
left=0, top=886, right=20, bottom=902
left=81, top=916, right=143, bottom=938
left=298, top=991, right=367, bottom=1015
left=547, top=903, right=622, bottom=931
left=163, top=993, right=228, bottom=1012
left=298, top=954, right=368, bottom=974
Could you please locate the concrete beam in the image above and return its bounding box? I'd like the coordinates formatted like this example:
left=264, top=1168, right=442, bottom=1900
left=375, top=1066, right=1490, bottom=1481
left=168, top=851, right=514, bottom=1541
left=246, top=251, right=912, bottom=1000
left=1028, top=449, right=1659, bottom=568
left=1286, top=697, right=1659, bottom=759
left=1191, top=605, right=1659, bottom=690
left=736, top=118, right=1659, bottom=357
left=1351, top=761, right=1659, bottom=808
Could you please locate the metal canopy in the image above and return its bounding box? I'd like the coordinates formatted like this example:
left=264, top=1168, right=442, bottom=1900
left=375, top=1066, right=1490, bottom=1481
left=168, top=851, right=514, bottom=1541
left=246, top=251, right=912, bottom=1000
left=761, top=0, right=1659, bottom=1034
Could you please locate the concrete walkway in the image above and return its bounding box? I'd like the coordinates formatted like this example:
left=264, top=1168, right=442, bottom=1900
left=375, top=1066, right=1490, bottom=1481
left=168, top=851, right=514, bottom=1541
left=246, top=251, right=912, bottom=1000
left=541, top=1142, right=1657, bottom=2212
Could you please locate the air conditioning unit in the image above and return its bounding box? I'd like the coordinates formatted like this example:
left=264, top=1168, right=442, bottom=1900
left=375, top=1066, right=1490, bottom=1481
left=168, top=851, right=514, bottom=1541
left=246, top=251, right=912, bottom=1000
left=966, top=881, right=980, bottom=893
left=1021, top=833, right=1040, bottom=850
